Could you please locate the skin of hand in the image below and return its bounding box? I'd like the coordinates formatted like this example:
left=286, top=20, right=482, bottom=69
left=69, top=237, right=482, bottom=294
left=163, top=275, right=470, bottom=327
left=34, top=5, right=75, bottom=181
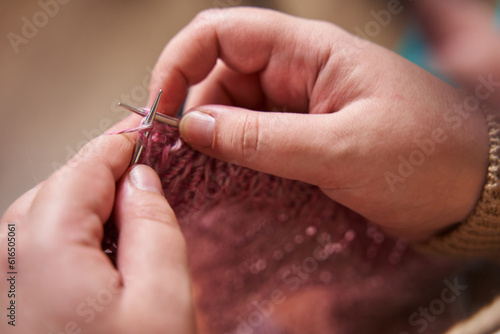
left=0, top=116, right=196, bottom=334
left=148, top=7, right=490, bottom=241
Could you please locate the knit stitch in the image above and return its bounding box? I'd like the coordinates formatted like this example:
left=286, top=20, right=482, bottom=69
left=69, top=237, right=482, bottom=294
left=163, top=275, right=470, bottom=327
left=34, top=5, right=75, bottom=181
left=103, top=123, right=470, bottom=334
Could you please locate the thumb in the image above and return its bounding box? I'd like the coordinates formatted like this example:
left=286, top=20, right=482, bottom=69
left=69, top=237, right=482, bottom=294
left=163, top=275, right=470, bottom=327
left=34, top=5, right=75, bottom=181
left=179, top=105, right=351, bottom=186
left=114, top=165, right=193, bottom=317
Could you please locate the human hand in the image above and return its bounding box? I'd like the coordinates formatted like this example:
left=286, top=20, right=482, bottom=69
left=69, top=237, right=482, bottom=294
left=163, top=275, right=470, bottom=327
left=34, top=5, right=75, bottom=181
left=0, top=117, right=195, bottom=334
left=148, top=7, right=489, bottom=241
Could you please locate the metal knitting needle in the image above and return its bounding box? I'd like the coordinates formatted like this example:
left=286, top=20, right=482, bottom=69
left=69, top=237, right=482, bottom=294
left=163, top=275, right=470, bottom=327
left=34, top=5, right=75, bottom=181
left=118, top=102, right=180, bottom=128
left=130, top=90, right=162, bottom=165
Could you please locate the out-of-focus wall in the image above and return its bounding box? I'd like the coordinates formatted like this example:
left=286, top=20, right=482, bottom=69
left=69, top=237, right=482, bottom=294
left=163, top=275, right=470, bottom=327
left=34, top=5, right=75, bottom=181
left=0, top=0, right=406, bottom=213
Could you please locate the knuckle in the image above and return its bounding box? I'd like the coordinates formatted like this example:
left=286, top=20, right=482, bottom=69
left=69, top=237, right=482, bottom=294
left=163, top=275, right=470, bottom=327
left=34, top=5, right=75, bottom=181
left=129, top=198, right=179, bottom=230
left=233, top=112, right=260, bottom=164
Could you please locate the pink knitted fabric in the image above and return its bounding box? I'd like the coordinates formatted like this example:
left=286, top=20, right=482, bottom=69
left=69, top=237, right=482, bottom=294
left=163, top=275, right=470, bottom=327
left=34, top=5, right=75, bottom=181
left=103, top=123, right=470, bottom=334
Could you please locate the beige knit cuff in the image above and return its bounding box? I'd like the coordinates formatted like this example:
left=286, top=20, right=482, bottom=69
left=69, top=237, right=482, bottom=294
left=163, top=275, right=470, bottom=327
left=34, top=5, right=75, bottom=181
left=417, top=108, right=500, bottom=259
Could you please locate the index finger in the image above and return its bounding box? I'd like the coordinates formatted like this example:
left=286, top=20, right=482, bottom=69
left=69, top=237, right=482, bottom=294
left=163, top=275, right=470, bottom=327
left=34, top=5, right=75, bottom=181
left=148, top=7, right=298, bottom=115
left=25, top=116, right=139, bottom=251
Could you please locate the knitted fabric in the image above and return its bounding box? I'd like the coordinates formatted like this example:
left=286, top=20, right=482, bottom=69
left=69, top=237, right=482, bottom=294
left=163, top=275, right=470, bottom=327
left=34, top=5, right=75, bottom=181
left=103, top=123, right=470, bottom=334
left=419, top=108, right=500, bottom=259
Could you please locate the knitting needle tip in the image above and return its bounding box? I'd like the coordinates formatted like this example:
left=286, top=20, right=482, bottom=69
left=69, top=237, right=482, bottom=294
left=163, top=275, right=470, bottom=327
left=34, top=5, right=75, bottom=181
left=129, top=90, right=163, bottom=165
left=117, top=99, right=180, bottom=128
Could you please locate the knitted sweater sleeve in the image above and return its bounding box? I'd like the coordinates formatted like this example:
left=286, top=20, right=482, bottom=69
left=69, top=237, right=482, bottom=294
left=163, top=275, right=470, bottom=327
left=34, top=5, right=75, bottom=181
left=418, top=109, right=500, bottom=258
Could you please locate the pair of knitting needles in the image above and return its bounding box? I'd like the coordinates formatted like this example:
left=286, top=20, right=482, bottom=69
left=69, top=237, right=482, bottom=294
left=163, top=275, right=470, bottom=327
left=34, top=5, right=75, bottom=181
left=119, top=90, right=180, bottom=165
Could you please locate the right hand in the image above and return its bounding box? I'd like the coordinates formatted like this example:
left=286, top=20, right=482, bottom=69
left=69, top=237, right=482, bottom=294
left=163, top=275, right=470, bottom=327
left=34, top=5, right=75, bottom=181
left=148, top=7, right=490, bottom=241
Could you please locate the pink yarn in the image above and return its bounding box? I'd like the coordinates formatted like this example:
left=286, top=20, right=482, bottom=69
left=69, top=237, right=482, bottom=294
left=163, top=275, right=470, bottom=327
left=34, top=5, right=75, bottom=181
left=103, top=123, right=469, bottom=334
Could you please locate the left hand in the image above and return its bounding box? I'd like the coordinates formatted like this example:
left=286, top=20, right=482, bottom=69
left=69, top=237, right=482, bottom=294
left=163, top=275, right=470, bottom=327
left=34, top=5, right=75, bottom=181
left=0, top=116, right=196, bottom=334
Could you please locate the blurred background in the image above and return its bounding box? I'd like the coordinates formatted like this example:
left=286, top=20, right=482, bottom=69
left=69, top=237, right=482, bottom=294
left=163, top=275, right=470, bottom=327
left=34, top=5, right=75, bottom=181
left=0, top=0, right=411, bottom=213
left=2, top=1, right=500, bottom=332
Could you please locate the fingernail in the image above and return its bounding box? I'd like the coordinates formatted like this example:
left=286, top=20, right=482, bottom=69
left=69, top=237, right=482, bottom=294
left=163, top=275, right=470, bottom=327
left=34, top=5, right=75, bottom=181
left=129, top=165, right=163, bottom=195
left=180, top=111, right=215, bottom=148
